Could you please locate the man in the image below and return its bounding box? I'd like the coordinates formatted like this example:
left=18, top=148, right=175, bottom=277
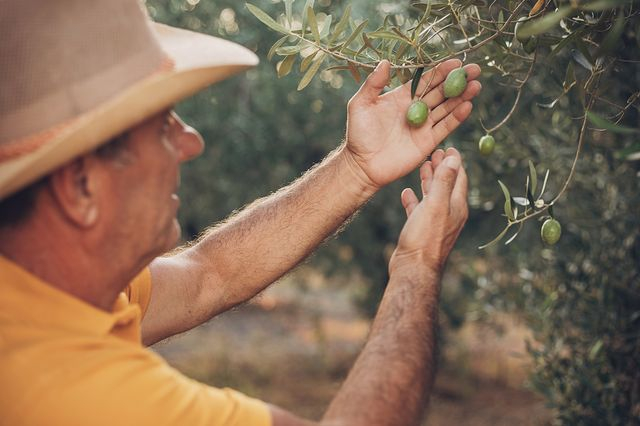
left=0, top=1, right=480, bottom=425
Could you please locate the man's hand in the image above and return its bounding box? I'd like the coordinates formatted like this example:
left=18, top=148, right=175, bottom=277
left=389, top=147, right=468, bottom=275
left=342, top=60, right=481, bottom=191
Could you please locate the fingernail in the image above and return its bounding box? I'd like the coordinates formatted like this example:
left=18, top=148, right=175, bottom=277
left=443, top=156, right=460, bottom=170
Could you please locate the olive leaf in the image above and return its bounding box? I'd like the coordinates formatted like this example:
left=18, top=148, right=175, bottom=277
left=367, top=30, right=413, bottom=44
left=328, top=5, right=351, bottom=44
left=498, top=180, right=514, bottom=221
left=614, top=143, right=640, bottom=161
left=339, top=20, right=369, bottom=52
left=587, top=111, right=640, bottom=134
left=319, top=15, right=333, bottom=40
left=548, top=30, right=582, bottom=59
left=479, top=225, right=511, bottom=250
left=268, top=36, right=289, bottom=61
left=300, top=50, right=319, bottom=72
left=504, top=222, right=524, bottom=245
left=276, top=45, right=304, bottom=56
left=283, top=0, right=294, bottom=27
left=411, top=2, right=432, bottom=41
left=361, top=33, right=381, bottom=57
left=297, top=53, right=325, bottom=90
left=563, top=62, right=576, bottom=92
left=589, top=339, right=604, bottom=360
left=277, top=54, right=296, bottom=78
left=301, top=0, right=315, bottom=39
left=572, top=48, right=593, bottom=71
left=516, top=6, right=573, bottom=38
left=513, top=197, right=530, bottom=206
left=528, top=160, right=538, bottom=196
left=347, top=61, right=362, bottom=83
left=538, top=169, right=550, bottom=199
left=527, top=186, right=536, bottom=209
left=246, top=4, right=288, bottom=34
left=307, top=6, right=321, bottom=44
left=504, top=200, right=516, bottom=221
left=411, top=67, right=425, bottom=99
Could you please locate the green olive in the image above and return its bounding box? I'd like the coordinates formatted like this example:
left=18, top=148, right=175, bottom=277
left=406, top=100, right=429, bottom=127
left=478, top=135, right=495, bottom=156
left=541, top=218, right=562, bottom=245
left=443, top=68, right=468, bottom=98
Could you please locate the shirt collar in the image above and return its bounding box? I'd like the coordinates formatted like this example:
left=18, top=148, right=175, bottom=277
left=0, top=255, right=141, bottom=338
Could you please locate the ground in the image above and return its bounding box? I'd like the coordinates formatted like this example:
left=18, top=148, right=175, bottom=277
left=152, top=267, right=552, bottom=425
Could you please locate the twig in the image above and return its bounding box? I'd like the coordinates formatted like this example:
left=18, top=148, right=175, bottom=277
left=482, top=51, right=537, bottom=134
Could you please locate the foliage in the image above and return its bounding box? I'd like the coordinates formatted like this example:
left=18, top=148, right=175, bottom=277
left=247, top=0, right=640, bottom=248
left=146, top=0, right=639, bottom=423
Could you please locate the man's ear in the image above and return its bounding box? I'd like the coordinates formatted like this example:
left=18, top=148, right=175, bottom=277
left=48, top=156, right=101, bottom=227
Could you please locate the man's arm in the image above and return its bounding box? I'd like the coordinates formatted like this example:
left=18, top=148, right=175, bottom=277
left=142, top=60, right=481, bottom=345
left=270, top=148, right=469, bottom=425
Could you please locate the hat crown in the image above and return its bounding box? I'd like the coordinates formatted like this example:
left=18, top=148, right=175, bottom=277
left=0, top=0, right=166, bottom=147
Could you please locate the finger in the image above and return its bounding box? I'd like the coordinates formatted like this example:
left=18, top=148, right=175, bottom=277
left=420, top=161, right=434, bottom=197
left=451, top=160, right=469, bottom=220
left=405, top=59, right=461, bottom=98
left=423, top=64, right=482, bottom=109
left=428, top=154, right=460, bottom=209
left=401, top=188, right=420, bottom=217
left=431, top=149, right=446, bottom=169
left=431, top=101, right=474, bottom=144
left=350, top=60, right=391, bottom=106
left=445, top=146, right=461, bottom=158
left=429, top=80, right=482, bottom=125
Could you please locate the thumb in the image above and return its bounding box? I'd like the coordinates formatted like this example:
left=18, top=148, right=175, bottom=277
left=428, top=155, right=460, bottom=207
left=352, top=60, right=390, bottom=105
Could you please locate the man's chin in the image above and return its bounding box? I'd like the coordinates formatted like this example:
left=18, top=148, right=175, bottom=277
left=156, top=220, right=182, bottom=255
left=167, top=220, right=182, bottom=249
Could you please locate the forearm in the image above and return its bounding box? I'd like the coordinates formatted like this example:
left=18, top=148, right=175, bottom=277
left=186, top=144, right=376, bottom=314
left=321, top=266, right=441, bottom=426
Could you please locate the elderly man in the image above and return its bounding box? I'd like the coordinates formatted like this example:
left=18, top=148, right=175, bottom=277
left=0, top=1, right=480, bottom=425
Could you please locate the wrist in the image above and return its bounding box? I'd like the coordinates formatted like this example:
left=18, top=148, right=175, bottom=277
left=335, top=144, right=380, bottom=201
left=389, top=250, right=444, bottom=281
left=387, top=260, right=443, bottom=303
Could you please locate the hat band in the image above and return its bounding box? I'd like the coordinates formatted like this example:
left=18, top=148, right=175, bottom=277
left=0, top=56, right=176, bottom=163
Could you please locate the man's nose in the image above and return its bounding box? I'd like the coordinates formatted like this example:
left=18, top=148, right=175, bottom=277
left=172, top=113, right=204, bottom=162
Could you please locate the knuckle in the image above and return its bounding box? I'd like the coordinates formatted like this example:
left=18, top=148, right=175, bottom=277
left=439, top=169, right=457, bottom=184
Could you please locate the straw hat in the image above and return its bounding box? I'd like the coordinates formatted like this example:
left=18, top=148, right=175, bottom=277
left=0, top=0, right=259, bottom=200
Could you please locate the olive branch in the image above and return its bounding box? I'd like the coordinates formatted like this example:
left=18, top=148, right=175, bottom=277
left=247, top=0, right=640, bottom=248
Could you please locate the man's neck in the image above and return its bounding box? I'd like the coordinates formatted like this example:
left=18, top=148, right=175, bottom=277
left=0, top=216, right=135, bottom=312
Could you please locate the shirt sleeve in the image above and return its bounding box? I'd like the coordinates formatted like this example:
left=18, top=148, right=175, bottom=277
left=123, top=267, right=153, bottom=318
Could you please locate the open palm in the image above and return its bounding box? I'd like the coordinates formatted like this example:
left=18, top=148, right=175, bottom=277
left=344, top=59, right=482, bottom=189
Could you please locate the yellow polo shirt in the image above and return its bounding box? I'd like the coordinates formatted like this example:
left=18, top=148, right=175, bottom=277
left=0, top=255, right=271, bottom=426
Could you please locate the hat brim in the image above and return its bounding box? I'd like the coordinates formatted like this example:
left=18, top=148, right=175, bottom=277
left=0, top=23, right=258, bottom=200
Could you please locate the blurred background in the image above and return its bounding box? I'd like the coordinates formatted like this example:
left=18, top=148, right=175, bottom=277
left=146, top=0, right=639, bottom=424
